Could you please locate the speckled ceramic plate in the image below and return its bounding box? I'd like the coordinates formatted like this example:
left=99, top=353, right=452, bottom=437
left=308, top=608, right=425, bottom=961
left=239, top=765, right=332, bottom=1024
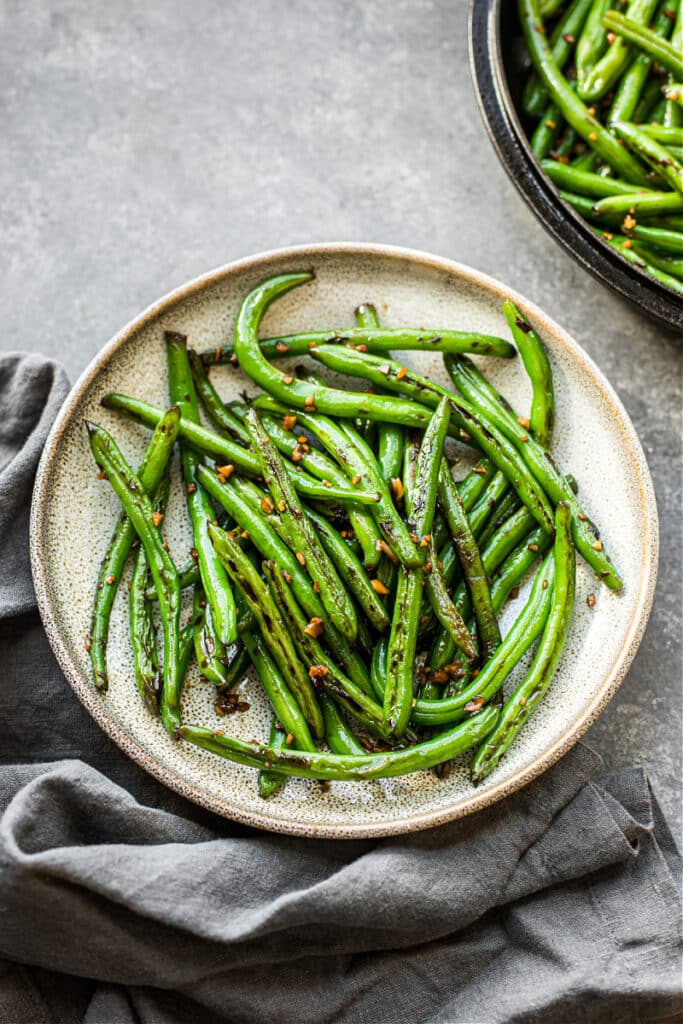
left=30, top=244, right=658, bottom=838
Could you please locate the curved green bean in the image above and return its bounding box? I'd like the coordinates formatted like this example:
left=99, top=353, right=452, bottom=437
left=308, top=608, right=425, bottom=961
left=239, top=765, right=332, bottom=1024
left=180, top=706, right=501, bottom=781
left=232, top=272, right=446, bottom=430
left=502, top=301, right=554, bottom=446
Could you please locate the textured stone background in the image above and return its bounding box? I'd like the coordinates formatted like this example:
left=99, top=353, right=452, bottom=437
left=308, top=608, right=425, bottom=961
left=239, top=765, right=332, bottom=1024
left=1, top=0, right=680, bottom=825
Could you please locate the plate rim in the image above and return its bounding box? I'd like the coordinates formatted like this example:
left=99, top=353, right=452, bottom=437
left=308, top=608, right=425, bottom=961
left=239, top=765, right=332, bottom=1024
left=29, top=241, right=659, bottom=838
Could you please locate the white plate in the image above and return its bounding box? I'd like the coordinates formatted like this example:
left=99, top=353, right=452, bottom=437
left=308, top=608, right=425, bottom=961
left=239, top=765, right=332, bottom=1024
left=30, top=244, right=658, bottom=838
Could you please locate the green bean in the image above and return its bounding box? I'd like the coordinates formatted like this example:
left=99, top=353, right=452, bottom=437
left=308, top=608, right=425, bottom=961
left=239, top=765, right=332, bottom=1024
left=180, top=706, right=500, bottom=781
left=424, top=535, right=476, bottom=660
left=475, top=488, right=521, bottom=553
left=650, top=96, right=668, bottom=122
left=242, top=630, right=316, bottom=752
left=87, top=422, right=182, bottom=735
left=631, top=241, right=683, bottom=276
left=129, top=461, right=172, bottom=712
left=258, top=721, right=288, bottom=799
left=167, top=331, right=237, bottom=647
left=425, top=508, right=545, bottom=685
left=519, top=0, right=651, bottom=183
left=89, top=406, right=180, bottom=691
left=572, top=149, right=600, bottom=171
left=502, top=301, right=555, bottom=446
left=264, top=561, right=387, bottom=737
left=439, top=462, right=500, bottom=660
left=145, top=558, right=200, bottom=599
left=639, top=123, right=683, bottom=143
left=370, top=637, right=388, bottom=701
left=412, top=554, right=554, bottom=726
left=656, top=213, right=683, bottom=229
left=610, top=120, right=683, bottom=193
left=189, top=586, right=223, bottom=685
left=321, top=693, right=365, bottom=755
left=470, top=503, right=576, bottom=783
left=384, top=398, right=451, bottom=737
left=209, top=523, right=324, bottom=738
left=630, top=222, right=683, bottom=251
left=523, top=0, right=594, bottom=118
left=130, top=542, right=160, bottom=712
left=633, top=77, right=666, bottom=121
left=101, top=392, right=381, bottom=504
left=602, top=9, right=683, bottom=77
left=187, top=349, right=250, bottom=444
left=311, top=345, right=556, bottom=535
left=578, top=0, right=660, bottom=100
left=203, top=327, right=516, bottom=367
left=178, top=620, right=196, bottom=680
left=600, top=231, right=683, bottom=290
left=540, top=0, right=565, bottom=15
left=541, top=159, right=646, bottom=198
left=532, top=101, right=565, bottom=158
left=576, top=0, right=612, bottom=88
left=467, top=471, right=509, bottom=538
left=445, top=354, right=622, bottom=590
left=244, top=407, right=357, bottom=641
left=231, top=403, right=382, bottom=569
left=591, top=189, right=683, bottom=217
left=553, top=125, right=579, bottom=160
left=457, top=461, right=496, bottom=507
left=216, top=641, right=251, bottom=693
left=609, top=2, right=677, bottom=122
left=560, top=190, right=627, bottom=225
left=305, top=507, right=390, bottom=632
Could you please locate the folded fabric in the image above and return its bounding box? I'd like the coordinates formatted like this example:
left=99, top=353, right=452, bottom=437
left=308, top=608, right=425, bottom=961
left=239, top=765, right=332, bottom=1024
left=0, top=351, right=680, bottom=1024
left=0, top=353, right=69, bottom=619
left=0, top=752, right=680, bottom=1023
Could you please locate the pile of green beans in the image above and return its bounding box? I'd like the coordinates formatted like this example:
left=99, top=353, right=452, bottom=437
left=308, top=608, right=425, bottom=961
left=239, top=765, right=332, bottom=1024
left=519, top=0, right=683, bottom=296
left=87, top=271, right=610, bottom=792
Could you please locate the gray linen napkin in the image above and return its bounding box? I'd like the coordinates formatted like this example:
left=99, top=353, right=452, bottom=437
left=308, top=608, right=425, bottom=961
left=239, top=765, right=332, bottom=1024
left=0, top=352, right=680, bottom=1024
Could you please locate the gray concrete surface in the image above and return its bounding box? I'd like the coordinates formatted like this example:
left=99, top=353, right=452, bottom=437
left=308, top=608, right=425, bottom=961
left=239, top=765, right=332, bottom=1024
left=2, top=0, right=680, bottom=826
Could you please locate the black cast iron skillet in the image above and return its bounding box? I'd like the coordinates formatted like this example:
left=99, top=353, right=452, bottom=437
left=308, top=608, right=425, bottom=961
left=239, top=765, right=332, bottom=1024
left=469, top=0, right=683, bottom=333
